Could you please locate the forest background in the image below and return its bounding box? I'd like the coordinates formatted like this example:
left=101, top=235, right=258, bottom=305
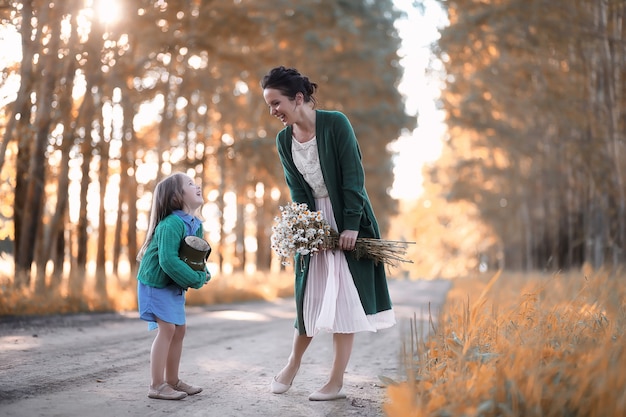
left=0, top=0, right=624, bottom=315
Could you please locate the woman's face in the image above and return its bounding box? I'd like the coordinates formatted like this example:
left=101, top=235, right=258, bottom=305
left=263, top=88, right=297, bottom=126
left=181, top=175, right=203, bottom=212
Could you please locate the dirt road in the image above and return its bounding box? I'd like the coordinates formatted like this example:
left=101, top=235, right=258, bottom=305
left=0, top=279, right=450, bottom=417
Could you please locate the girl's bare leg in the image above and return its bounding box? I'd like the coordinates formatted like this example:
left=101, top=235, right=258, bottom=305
left=165, top=324, right=186, bottom=385
left=316, top=333, right=354, bottom=394
left=274, top=329, right=312, bottom=385
left=150, top=319, right=177, bottom=391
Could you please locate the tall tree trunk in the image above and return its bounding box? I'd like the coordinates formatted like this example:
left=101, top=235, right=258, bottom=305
left=16, top=3, right=60, bottom=289
left=113, top=121, right=126, bottom=277
left=598, top=0, right=625, bottom=266
left=111, top=37, right=140, bottom=278
left=0, top=1, right=34, bottom=174
left=127, top=174, right=139, bottom=277
left=70, top=132, right=93, bottom=300
left=125, top=113, right=139, bottom=277
left=217, top=143, right=226, bottom=273
left=11, top=0, right=37, bottom=287
left=255, top=185, right=273, bottom=271
left=68, top=11, right=105, bottom=300
left=157, top=61, right=176, bottom=181
left=95, top=136, right=110, bottom=303
left=49, top=208, right=69, bottom=295
left=234, top=190, right=246, bottom=272
left=34, top=1, right=80, bottom=295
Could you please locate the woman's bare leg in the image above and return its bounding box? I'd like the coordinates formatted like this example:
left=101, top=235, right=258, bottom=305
left=274, top=329, right=312, bottom=385
left=316, top=333, right=354, bottom=394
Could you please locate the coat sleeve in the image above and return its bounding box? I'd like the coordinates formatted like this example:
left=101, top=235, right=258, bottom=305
left=156, top=218, right=207, bottom=290
left=332, top=112, right=366, bottom=232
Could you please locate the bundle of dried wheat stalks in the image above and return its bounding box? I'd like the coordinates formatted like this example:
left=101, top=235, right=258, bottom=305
left=271, top=202, right=414, bottom=267
left=324, top=231, right=414, bottom=267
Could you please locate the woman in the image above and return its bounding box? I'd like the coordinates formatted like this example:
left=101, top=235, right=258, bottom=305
left=261, top=66, right=396, bottom=401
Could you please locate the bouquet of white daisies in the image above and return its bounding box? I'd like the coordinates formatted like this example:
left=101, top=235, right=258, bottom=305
left=270, top=202, right=332, bottom=266
left=271, top=202, right=413, bottom=267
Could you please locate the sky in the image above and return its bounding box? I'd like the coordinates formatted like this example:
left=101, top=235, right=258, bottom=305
left=390, top=0, right=447, bottom=200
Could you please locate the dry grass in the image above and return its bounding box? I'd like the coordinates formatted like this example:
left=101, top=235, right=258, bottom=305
left=186, top=270, right=294, bottom=306
left=0, top=267, right=294, bottom=316
left=384, top=268, right=626, bottom=417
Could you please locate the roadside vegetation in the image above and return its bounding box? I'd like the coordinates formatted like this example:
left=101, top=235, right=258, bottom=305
left=0, top=263, right=294, bottom=316
left=385, top=268, right=626, bottom=417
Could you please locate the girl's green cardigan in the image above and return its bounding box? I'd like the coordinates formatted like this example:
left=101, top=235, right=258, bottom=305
left=137, top=215, right=209, bottom=290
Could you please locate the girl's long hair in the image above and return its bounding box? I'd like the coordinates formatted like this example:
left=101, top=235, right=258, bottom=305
left=136, top=172, right=187, bottom=262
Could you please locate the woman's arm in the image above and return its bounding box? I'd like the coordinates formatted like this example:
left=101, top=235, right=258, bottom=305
left=333, top=112, right=367, bottom=232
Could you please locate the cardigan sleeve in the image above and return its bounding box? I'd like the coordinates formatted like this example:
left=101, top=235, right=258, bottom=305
left=332, top=112, right=366, bottom=231
left=156, top=216, right=208, bottom=290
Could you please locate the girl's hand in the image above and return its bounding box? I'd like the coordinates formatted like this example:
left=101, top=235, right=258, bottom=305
left=339, top=229, right=358, bottom=251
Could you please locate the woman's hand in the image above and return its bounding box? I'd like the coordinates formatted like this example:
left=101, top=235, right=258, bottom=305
left=339, top=229, right=358, bottom=251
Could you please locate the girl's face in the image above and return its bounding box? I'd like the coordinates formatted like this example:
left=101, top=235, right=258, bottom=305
left=263, top=88, right=298, bottom=126
left=181, top=175, right=203, bottom=213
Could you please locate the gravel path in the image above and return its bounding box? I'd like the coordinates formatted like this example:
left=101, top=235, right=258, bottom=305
left=0, top=278, right=450, bottom=417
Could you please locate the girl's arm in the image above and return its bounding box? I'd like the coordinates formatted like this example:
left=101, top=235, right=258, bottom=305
left=156, top=218, right=207, bottom=289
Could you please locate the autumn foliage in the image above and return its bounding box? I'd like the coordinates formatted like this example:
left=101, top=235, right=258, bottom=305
left=385, top=269, right=626, bottom=416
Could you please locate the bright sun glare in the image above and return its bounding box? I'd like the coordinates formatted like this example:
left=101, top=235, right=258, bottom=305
left=93, top=0, right=121, bottom=25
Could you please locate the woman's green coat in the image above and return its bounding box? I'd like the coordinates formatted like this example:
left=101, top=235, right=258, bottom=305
left=275, top=110, right=393, bottom=335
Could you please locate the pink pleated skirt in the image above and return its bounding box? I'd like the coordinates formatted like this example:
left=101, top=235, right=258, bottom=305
left=303, top=197, right=396, bottom=337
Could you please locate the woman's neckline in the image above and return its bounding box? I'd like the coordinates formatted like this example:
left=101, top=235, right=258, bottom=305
left=291, top=110, right=316, bottom=143
left=292, top=135, right=317, bottom=145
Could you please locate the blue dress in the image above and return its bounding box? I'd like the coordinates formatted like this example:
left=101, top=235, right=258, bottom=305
left=138, top=210, right=202, bottom=331
left=138, top=281, right=186, bottom=330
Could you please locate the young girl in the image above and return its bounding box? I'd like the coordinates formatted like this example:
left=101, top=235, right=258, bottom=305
left=136, top=172, right=211, bottom=400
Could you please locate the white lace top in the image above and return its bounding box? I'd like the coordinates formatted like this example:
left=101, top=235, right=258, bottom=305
left=291, top=136, right=329, bottom=198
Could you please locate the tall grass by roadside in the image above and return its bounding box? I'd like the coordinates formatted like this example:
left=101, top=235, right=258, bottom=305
left=0, top=269, right=294, bottom=316
left=385, top=269, right=626, bottom=417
